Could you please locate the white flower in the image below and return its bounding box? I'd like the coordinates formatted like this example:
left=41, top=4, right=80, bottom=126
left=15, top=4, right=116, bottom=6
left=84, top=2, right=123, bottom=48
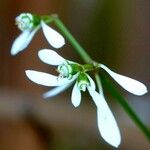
left=99, top=64, right=148, bottom=96
left=11, top=13, right=65, bottom=55
left=71, top=72, right=121, bottom=147
left=25, top=49, right=121, bottom=147
left=25, top=49, right=79, bottom=97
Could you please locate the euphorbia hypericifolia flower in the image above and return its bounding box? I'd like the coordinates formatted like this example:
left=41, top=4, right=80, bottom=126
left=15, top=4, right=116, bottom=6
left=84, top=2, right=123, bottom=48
left=11, top=13, right=65, bottom=55
left=25, top=50, right=121, bottom=147
left=25, top=49, right=148, bottom=147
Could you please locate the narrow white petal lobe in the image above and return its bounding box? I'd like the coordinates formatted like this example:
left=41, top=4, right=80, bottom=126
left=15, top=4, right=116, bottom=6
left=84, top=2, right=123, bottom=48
left=89, top=89, right=121, bottom=147
left=38, top=49, right=65, bottom=65
left=11, top=28, right=39, bottom=55
left=11, top=30, right=31, bottom=55
left=25, top=70, right=72, bottom=86
left=71, top=82, right=81, bottom=107
left=43, top=83, right=72, bottom=98
left=86, top=74, right=96, bottom=90
left=100, top=64, right=147, bottom=95
left=41, top=21, right=65, bottom=48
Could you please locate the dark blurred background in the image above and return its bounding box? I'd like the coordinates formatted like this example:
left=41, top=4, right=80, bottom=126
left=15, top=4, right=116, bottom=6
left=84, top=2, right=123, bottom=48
left=0, top=0, right=150, bottom=149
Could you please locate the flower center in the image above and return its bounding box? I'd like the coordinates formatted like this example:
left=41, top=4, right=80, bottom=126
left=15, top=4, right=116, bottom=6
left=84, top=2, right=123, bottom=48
left=58, top=64, right=72, bottom=78
left=57, top=62, right=81, bottom=80
left=78, top=80, right=89, bottom=91
left=16, top=13, right=35, bottom=31
left=57, top=62, right=74, bottom=80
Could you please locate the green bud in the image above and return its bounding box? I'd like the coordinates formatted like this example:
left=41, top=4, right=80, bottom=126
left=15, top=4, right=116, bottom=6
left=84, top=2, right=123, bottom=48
left=77, top=73, right=90, bottom=92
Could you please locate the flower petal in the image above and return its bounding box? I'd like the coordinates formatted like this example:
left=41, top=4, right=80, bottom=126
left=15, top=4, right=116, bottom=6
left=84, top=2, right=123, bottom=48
left=100, top=64, right=148, bottom=96
left=38, top=49, right=65, bottom=65
left=11, top=30, right=30, bottom=55
left=43, top=81, right=73, bottom=98
left=11, top=28, right=38, bottom=55
left=71, top=82, right=81, bottom=107
left=41, top=21, right=65, bottom=48
left=86, top=74, right=96, bottom=90
left=88, top=89, right=121, bottom=147
left=25, top=70, right=73, bottom=86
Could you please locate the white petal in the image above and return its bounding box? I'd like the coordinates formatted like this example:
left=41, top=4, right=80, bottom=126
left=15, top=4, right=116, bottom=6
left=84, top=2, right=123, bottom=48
left=100, top=64, right=148, bottom=96
left=41, top=21, right=65, bottom=48
left=11, top=28, right=38, bottom=55
left=11, top=30, right=30, bottom=55
left=38, top=49, right=65, bottom=65
left=71, top=82, right=81, bottom=107
left=89, top=89, right=121, bottom=147
left=25, top=70, right=73, bottom=86
left=43, top=82, right=73, bottom=98
left=86, top=74, right=96, bottom=90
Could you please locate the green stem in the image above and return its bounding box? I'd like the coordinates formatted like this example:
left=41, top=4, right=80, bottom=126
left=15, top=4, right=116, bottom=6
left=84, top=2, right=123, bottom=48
left=100, top=73, right=150, bottom=140
left=51, top=15, right=92, bottom=63
left=41, top=15, right=54, bottom=24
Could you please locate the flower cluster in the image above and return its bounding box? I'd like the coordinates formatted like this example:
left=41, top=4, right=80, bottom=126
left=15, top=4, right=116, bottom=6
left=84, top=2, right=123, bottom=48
left=11, top=13, right=148, bottom=148
left=11, top=13, right=65, bottom=55
left=25, top=49, right=147, bottom=147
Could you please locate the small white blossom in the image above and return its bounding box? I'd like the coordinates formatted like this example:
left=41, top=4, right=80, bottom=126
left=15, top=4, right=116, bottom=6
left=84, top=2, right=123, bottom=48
left=25, top=49, right=121, bottom=147
left=25, top=49, right=79, bottom=97
left=71, top=72, right=121, bottom=147
left=11, top=13, right=65, bottom=55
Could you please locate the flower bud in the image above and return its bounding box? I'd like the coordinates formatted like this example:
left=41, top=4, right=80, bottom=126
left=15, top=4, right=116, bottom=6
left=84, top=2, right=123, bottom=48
left=77, top=73, right=89, bottom=91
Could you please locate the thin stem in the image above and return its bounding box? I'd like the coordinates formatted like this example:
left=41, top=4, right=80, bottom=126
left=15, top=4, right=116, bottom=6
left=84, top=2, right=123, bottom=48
left=51, top=15, right=92, bottom=63
left=100, top=73, right=150, bottom=140
left=41, top=16, right=54, bottom=24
